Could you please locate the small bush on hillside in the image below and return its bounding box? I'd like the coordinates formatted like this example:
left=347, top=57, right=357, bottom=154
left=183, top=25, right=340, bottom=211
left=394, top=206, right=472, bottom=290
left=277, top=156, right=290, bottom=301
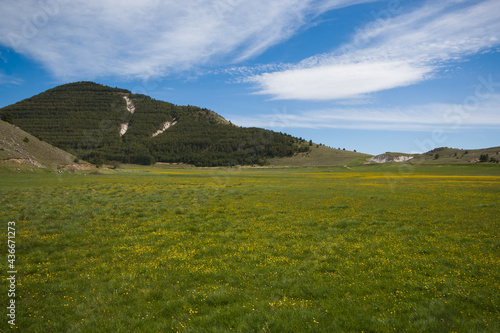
left=1, top=112, right=14, bottom=124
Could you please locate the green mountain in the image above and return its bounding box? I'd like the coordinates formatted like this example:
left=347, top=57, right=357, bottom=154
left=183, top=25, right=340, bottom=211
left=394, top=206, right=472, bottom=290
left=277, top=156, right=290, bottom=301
left=0, top=120, right=77, bottom=168
left=1, top=82, right=312, bottom=166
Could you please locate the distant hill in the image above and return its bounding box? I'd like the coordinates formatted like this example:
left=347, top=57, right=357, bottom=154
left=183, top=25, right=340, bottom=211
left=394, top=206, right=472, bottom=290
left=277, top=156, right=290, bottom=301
left=268, top=145, right=372, bottom=166
left=0, top=82, right=311, bottom=166
left=369, top=147, right=500, bottom=164
left=0, top=120, right=77, bottom=168
left=420, top=147, right=500, bottom=164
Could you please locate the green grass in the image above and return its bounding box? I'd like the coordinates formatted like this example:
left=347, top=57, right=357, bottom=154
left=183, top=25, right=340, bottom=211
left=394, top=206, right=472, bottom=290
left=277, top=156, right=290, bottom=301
left=1, top=165, right=499, bottom=332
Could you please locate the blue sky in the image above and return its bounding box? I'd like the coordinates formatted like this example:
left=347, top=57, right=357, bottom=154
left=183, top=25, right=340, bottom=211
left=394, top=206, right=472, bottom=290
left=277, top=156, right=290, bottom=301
left=0, top=0, right=499, bottom=155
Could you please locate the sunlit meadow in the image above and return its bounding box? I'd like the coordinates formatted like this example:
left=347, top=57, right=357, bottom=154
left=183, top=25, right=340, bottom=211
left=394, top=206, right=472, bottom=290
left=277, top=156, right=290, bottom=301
left=1, top=164, right=499, bottom=332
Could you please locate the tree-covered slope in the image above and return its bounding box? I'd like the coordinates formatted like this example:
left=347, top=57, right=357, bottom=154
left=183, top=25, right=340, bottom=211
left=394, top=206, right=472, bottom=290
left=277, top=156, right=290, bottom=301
left=1, top=82, right=131, bottom=152
left=1, top=82, right=308, bottom=166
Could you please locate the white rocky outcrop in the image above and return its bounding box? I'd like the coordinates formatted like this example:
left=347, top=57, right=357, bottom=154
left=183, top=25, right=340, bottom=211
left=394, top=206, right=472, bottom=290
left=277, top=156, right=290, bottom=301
left=369, top=155, right=414, bottom=163
left=119, top=123, right=129, bottom=136
left=123, top=96, right=135, bottom=114
left=119, top=96, right=135, bottom=136
left=152, top=120, right=177, bottom=137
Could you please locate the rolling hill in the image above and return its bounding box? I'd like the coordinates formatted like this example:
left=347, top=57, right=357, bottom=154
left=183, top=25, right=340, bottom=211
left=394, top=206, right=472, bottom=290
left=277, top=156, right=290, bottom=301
left=0, top=120, right=77, bottom=168
left=369, top=147, right=500, bottom=165
left=268, top=145, right=372, bottom=167
left=0, top=81, right=320, bottom=167
left=418, top=146, right=500, bottom=164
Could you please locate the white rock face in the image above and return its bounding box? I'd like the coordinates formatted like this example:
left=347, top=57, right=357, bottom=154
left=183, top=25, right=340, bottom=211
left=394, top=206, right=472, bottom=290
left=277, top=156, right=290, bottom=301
left=119, top=123, right=129, bottom=136
left=123, top=96, right=135, bottom=114
left=119, top=96, right=135, bottom=136
left=392, top=156, right=414, bottom=163
left=368, top=155, right=414, bottom=163
left=151, top=120, right=177, bottom=137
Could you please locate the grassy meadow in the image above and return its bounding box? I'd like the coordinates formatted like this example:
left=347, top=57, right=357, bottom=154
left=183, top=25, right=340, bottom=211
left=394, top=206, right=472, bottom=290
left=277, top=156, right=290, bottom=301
left=1, top=164, right=499, bottom=332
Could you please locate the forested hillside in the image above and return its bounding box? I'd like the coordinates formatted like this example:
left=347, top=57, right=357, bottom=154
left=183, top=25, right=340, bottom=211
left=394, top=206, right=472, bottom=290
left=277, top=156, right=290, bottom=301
left=0, top=82, right=309, bottom=166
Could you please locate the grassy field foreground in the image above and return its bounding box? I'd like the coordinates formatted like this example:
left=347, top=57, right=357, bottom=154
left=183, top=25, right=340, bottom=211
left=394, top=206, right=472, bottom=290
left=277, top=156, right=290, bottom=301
left=1, top=165, right=499, bottom=332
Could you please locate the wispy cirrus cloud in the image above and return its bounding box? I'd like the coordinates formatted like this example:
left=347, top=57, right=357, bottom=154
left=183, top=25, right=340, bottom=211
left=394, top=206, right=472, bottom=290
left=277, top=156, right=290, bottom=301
left=0, top=0, right=373, bottom=81
left=229, top=94, right=500, bottom=131
left=0, top=73, right=23, bottom=85
left=248, top=0, right=500, bottom=101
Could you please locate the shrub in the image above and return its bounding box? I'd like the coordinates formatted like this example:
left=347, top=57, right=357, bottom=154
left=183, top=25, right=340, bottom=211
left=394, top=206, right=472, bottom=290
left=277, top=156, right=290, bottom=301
left=479, top=154, right=489, bottom=163
left=109, top=161, right=121, bottom=169
left=1, top=112, right=14, bottom=124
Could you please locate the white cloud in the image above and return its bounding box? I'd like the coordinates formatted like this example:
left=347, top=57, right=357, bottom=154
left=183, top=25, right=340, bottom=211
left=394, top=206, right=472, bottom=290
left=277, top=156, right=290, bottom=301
left=249, top=0, right=500, bottom=100
left=229, top=94, right=500, bottom=131
left=0, top=0, right=373, bottom=80
left=253, top=60, right=432, bottom=100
